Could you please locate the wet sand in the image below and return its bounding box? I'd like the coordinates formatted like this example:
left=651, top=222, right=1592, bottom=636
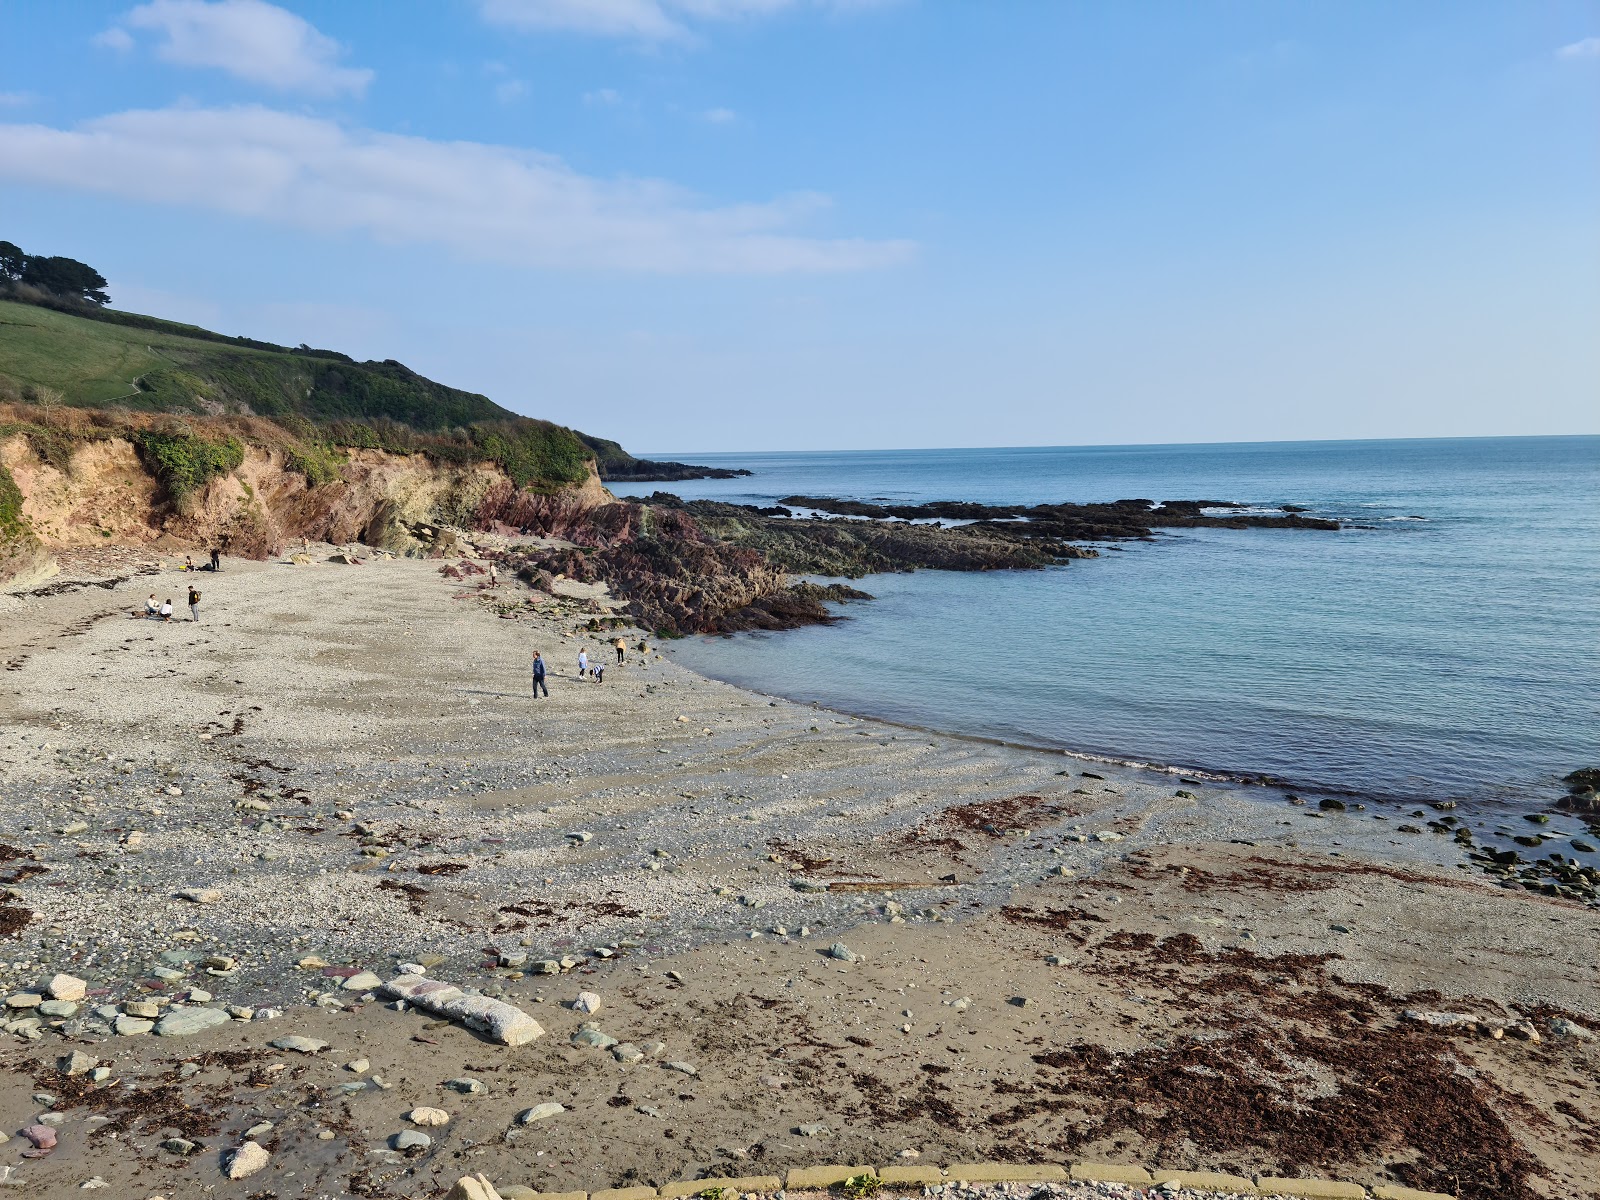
left=0, top=550, right=1595, bottom=1200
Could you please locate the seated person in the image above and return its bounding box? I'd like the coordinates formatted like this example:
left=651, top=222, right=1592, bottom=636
left=159, top=599, right=174, bottom=622
left=140, top=593, right=160, bottom=618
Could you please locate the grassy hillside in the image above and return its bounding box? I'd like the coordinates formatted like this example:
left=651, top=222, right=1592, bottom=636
left=0, top=298, right=716, bottom=489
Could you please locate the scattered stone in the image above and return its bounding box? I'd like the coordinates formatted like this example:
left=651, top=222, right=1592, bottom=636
left=6, top=993, right=42, bottom=1009
left=39, top=1000, right=78, bottom=1018
left=59, top=1051, right=97, bottom=1077
left=175, top=888, right=222, bottom=904
left=447, top=1077, right=485, bottom=1094
left=409, top=1107, right=450, bottom=1126
left=346, top=1058, right=370, bottom=1073
left=114, top=1015, right=154, bottom=1036
left=161, top=1137, right=198, bottom=1156
left=663, top=1060, right=699, bottom=1076
left=826, top=942, right=858, bottom=963
left=393, top=1130, right=431, bottom=1151
left=572, top=1026, right=618, bottom=1050
left=22, top=1124, right=57, bottom=1151
left=228, top=1141, right=270, bottom=1179
left=47, top=974, right=87, bottom=1003
left=244, top=1121, right=274, bottom=1138
left=612, top=1042, right=644, bottom=1064
left=797, top=1123, right=829, bottom=1136
left=573, top=990, right=602, bottom=1013
left=518, top=1102, right=565, bottom=1123
left=342, top=972, right=383, bottom=992
left=155, top=1007, right=230, bottom=1037
left=1402, top=1009, right=1473, bottom=1029
left=1551, top=1018, right=1594, bottom=1039
left=269, top=1035, right=328, bottom=1054
left=123, top=1000, right=160, bottom=1019
left=1008, top=996, right=1031, bottom=1008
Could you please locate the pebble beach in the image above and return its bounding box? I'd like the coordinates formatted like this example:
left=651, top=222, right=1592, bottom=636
left=0, top=548, right=1595, bottom=1200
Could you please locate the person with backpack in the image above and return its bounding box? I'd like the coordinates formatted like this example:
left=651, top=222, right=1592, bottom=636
left=531, top=651, right=548, bottom=699
left=187, top=585, right=202, bottom=623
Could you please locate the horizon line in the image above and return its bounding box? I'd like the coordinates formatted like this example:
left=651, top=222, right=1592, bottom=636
left=625, top=430, right=1600, bottom=460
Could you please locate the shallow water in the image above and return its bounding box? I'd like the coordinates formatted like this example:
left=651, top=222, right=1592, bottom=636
left=614, top=436, right=1600, bottom=810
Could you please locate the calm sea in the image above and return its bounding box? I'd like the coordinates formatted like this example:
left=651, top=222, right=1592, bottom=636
left=612, top=437, right=1600, bottom=812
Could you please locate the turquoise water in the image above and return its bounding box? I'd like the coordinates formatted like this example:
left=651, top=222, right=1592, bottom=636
left=612, top=437, right=1600, bottom=809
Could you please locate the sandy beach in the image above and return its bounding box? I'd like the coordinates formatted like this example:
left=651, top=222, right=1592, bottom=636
left=0, top=551, right=1595, bottom=1200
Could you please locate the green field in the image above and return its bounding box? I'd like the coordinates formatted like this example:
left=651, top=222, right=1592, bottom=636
left=0, top=300, right=177, bottom=405
left=0, top=297, right=675, bottom=491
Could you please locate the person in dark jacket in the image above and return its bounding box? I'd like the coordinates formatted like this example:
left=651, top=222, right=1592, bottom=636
left=531, top=651, right=548, bottom=699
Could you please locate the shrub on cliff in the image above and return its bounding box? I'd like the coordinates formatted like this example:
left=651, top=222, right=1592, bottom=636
left=284, top=440, right=346, bottom=487
left=0, top=462, right=25, bottom=542
left=134, top=430, right=246, bottom=509
left=471, top=421, right=592, bottom=492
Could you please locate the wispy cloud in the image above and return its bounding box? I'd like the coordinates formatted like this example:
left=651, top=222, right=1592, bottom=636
left=583, top=87, right=623, bottom=107
left=480, top=0, right=892, bottom=42
left=0, top=105, right=913, bottom=274
left=0, top=92, right=39, bottom=108
left=99, top=0, right=373, bottom=96
left=702, top=106, right=738, bottom=124
left=1556, top=36, right=1600, bottom=59
left=495, top=79, right=530, bottom=103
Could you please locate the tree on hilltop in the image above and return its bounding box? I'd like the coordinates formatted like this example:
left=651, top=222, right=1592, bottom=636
left=0, top=239, right=111, bottom=306
left=21, top=255, right=110, bottom=306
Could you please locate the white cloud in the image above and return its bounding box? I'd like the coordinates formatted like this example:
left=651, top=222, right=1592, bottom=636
left=1556, top=36, right=1600, bottom=59
left=93, top=26, right=137, bottom=51
left=481, top=0, right=891, bottom=42
left=0, top=105, right=913, bottom=275
left=495, top=79, right=529, bottom=103
left=583, top=87, right=623, bottom=106
left=103, top=0, right=372, bottom=96
left=0, top=92, right=39, bottom=108
left=702, top=106, right=737, bottom=124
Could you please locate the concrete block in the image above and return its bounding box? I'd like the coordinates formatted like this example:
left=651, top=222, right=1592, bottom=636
left=592, top=1189, right=658, bottom=1200
left=876, top=1166, right=947, bottom=1186
left=945, top=1164, right=1068, bottom=1183
left=1070, top=1163, right=1154, bottom=1185
left=1373, top=1188, right=1453, bottom=1200
left=784, top=1166, right=877, bottom=1190
left=658, top=1179, right=782, bottom=1199
left=1257, top=1179, right=1367, bottom=1200
left=1151, top=1171, right=1260, bottom=1194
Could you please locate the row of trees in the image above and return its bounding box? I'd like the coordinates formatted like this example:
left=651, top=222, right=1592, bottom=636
left=0, top=239, right=110, bottom=306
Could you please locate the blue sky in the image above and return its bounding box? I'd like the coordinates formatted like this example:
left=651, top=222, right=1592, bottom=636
left=1, top=0, right=1596, bottom=454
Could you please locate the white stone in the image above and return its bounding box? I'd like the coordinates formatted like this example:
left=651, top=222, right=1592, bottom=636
left=518, top=1102, right=565, bottom=1124
left=227, top=1141, right=270, bottom=1179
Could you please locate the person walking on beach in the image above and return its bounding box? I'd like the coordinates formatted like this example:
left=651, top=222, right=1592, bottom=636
left=187, top=585, right=202, bottom=623
left=209, top=547, right=221, bottom=571
left=531, top=651, right=548, bottom=699
left=159, top=598, right=174, bottom=622
left=577, top=648, right=588, bottom=679
left=614, top=637, right=626, bottom=665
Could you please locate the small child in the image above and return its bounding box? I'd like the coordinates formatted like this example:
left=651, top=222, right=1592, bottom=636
left=592, top=662, right=606, bottom=683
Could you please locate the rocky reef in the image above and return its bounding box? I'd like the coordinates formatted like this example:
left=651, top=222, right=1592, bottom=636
left=780, top=494, right=1342, bottom=536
